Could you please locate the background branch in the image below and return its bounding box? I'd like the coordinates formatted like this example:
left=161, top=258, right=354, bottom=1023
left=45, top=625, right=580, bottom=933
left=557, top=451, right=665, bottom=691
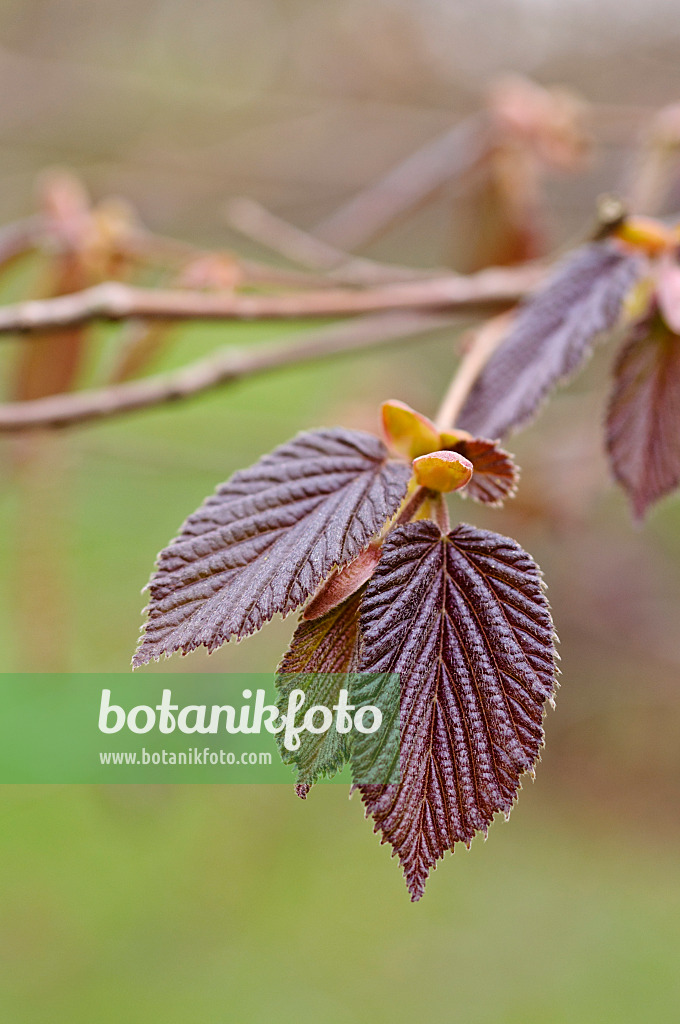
left=225, top=197, right=438, bottom=284
left=0, top=264, right=543, bottom=336
left=311, top=114, right=491, bottom=251
left=0, top=311, right=456, bottom=431
left=435, top=312, right=514, bottom=430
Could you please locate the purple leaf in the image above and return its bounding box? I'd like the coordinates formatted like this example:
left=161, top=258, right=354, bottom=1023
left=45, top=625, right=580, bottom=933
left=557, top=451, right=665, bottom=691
left=451, top=436, right=519, bottom=506
left=134, top=428, right=410, bottom=665
left=606, top=310, right=680, bottom=520
left=302, top=545, right=382, bottom=621
left=356, top=521, right=557, bottom=901
left=280, top=591, right=363, bottom=677
left=656, top=257, right=680, bottom=334
left=276, top=589, right=363, bottom=791
left=459, top=242, right=647, bottom=439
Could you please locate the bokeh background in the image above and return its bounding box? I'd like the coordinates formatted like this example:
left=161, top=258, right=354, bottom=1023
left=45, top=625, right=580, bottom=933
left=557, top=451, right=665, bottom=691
left=0, top=2, right=679, bottom=1021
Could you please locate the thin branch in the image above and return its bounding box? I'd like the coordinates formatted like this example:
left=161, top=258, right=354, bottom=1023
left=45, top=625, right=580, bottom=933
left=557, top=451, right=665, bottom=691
left=435, top=312, right=514, bottom=431
left=237, top=259, right=337, bottom=289
left=225, top=197, right=436, bottom=284
left=228, top=102, right=659, bottom=263
left=392, top=485, right=431, bottom=527
left=0, top=265, right=543, bottom=336
left=430, top=493, right=451, bottom=533
left=0, top=216, right=39, bottom=270
left=0, top=215, right=335, bottom=291
left=312, top=113, right=491, bottom=251
left=0, top=311, right=456, bottom=432
left=126, top=225, right=335, bottom=289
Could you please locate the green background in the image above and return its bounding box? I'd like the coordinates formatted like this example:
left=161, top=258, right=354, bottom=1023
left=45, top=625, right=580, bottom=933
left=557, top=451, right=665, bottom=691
left=0, top=672, right=399, bottom=784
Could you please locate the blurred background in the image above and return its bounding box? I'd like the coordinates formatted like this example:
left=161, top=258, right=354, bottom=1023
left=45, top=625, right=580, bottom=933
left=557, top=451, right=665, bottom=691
left=0, top=1, right=679, bottom=1021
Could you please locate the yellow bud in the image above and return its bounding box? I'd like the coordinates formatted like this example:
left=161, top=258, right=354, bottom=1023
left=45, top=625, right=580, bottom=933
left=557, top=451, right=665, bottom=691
left=613, top=215, right=675, bottom=255
left=413, top=450, right=473, bottom=493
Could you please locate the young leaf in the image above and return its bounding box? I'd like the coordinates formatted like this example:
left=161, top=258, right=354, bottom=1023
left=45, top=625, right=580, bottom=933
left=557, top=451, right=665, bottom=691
left=441, top=434, right=519, bottom=506
left=355, top=521, right=557, bottom=901
left=458, top=242, right=647, bottom=439
left=276, top=590, right=363, bottom=794
left=133, top=428, right=410, bottom=666
left=303, top=545, right=381, bottom=621
left=656, top=256, right=680, bottom=334
left=14, top=172, right=94, bottom=401
left=606, top=310, right=680, bottom=520
left=381, top=400, right=441, bottom=459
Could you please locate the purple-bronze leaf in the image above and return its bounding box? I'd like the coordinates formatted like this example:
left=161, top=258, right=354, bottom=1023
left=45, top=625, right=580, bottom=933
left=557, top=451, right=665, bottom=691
left=606, top=310, right=680, bottom=520
left=356, top=520, right=557, bottom=901
left=133, top=428, right=410, bottom=665
left=459, top=242, right=647, bottom=439
left=656, top=256, right=680, bottom=334
left=450, top=436, right=519, bottom=506
left=303, top=545, right=382, bottom=621
left=279, top=590, right=363, bottom=676
left=276, top=589, right=364, bottom=793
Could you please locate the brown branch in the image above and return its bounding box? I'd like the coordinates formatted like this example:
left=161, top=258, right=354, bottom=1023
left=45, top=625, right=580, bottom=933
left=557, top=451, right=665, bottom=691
left=0, top=264, right=544, bottom=336
left=126, top=225, right=336, bottom=289
left=312, top=113, right=491, bottom=251
left=225, top=197, right=437, bottom=284
left=435, top=312, right=515, bottom=430
left=0, top=214, right=335, bottom=291
left=0, top=216, right=40, bottom=271
left=0, top=311, right=456, bottom=432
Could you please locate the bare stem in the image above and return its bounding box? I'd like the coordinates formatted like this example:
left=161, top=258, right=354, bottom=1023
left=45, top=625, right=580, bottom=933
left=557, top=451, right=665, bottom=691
left=0, top=311, right=455, bottom=432
left=393, top=486, right=432, bottom=527
left=435, top=312, right=514, bottom=431
left=312, top=114, right=491, bottom=251
left=0, top=266, right=542, bottom=337
left=226, top=197, right=431, bottom=284
left=430, top=494, right=451, bottom=533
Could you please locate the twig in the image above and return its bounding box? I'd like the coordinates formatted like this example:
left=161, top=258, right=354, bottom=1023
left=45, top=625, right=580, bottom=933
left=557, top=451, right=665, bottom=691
left=312, top=113, right=491, bottom=251
left=430, top=493, right=451, bottom=533
left=126, top=225, right=335, bottom=289
left=435, top=312, right=514, bottom=431
left=226, top=197, right=436, bottom=284
left=237, top=259, right=336, bottom=289
left=0, top=216, right=39, bottom=270
left=0, top=215, right=335, bottom=291
left=0, top=265, right=543, bottom=336
left=0, top=311, right=456, bottom=432
left=392, top=485, right=431, bottom=527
